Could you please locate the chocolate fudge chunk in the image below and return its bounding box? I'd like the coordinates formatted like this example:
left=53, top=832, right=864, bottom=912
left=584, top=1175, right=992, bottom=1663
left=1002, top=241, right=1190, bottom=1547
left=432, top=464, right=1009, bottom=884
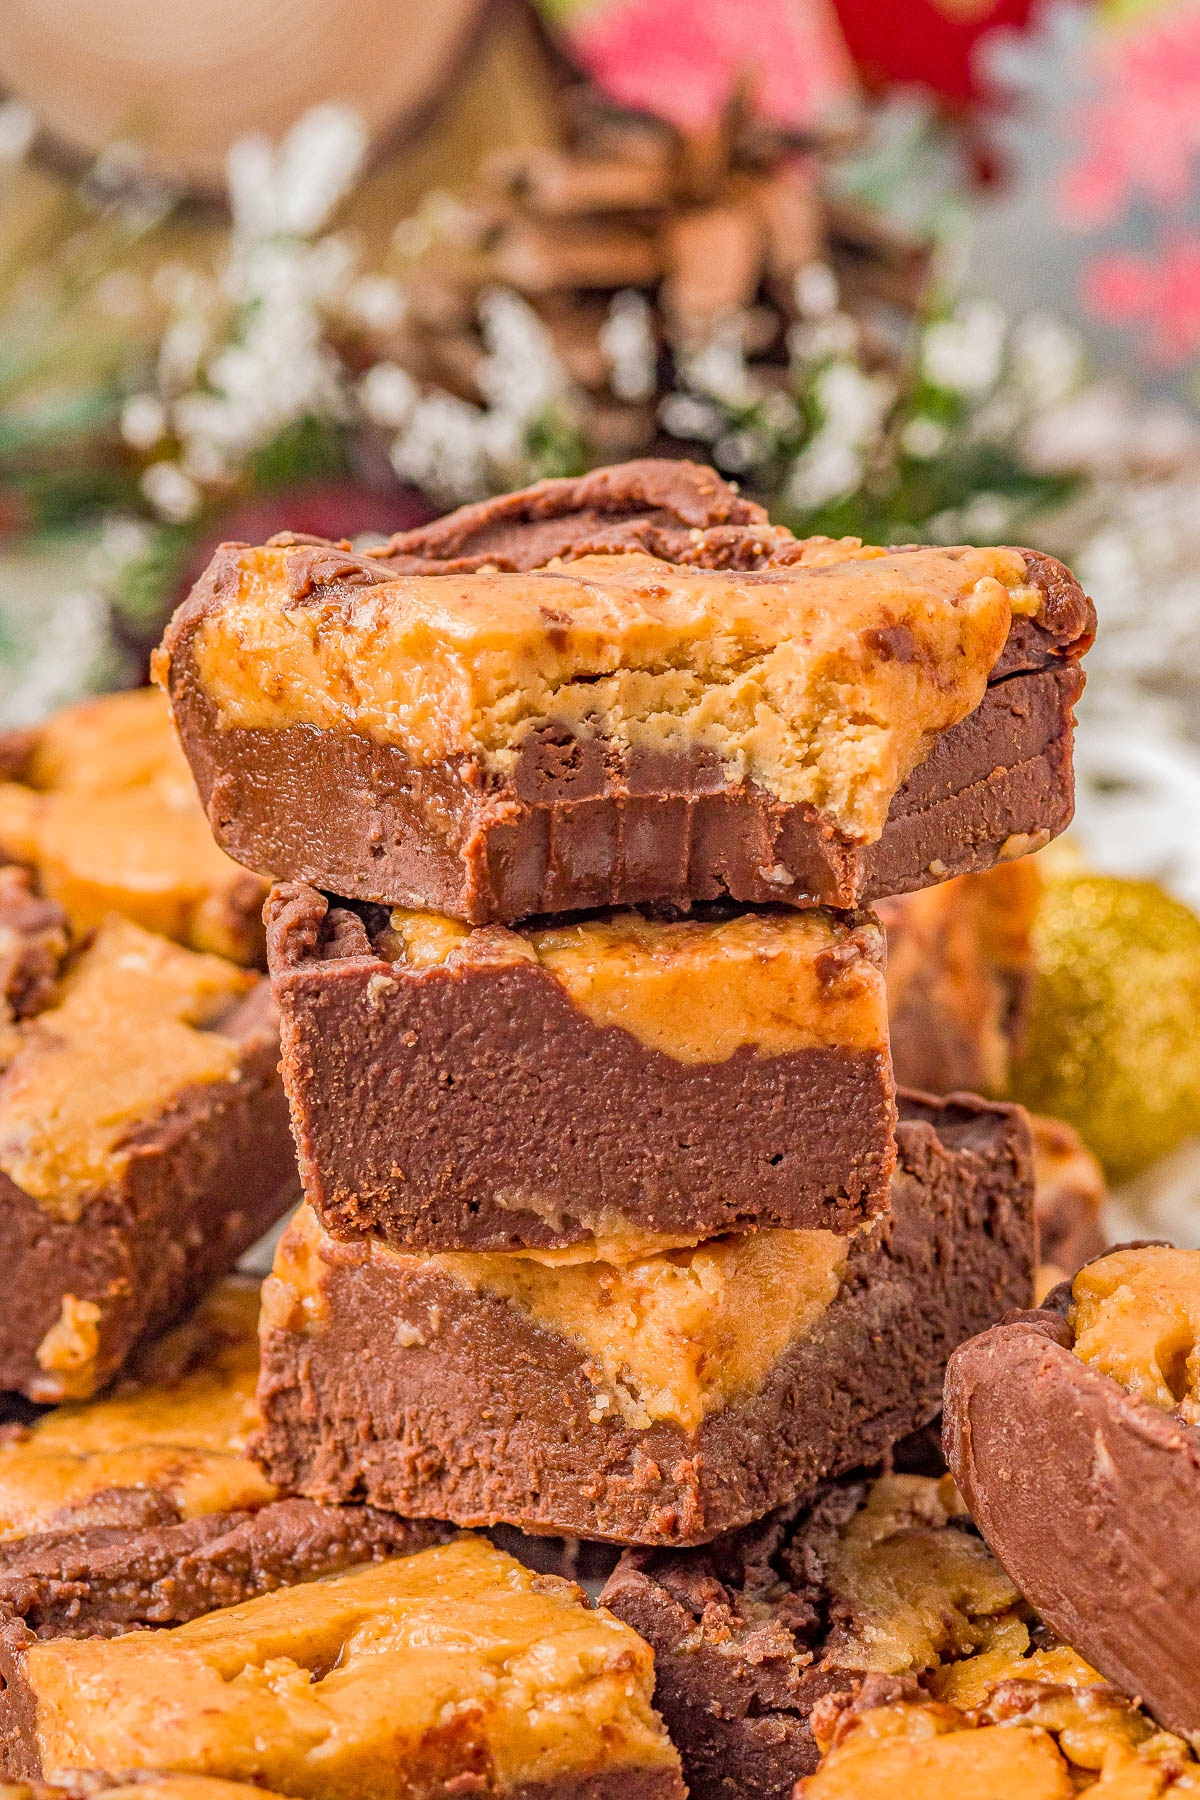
left=0, top=1280, right=445, bottom=1637
left=944, top=1244, right=1200, bottom=1741
left=266, top=884, right=896, bottom=1250
left=602, top=1470, right=1088, bottom=1800
left=0, top=889, right=295, bottom=1401
left=879, top=859, right=1040, bottom=1096
left=0, top=1538, right=686, bottom=1800
left=254, top=1092, right=1034, bottom=1544
left=797, top=1667, right=1199, bottom=1798
left=156, top=460, right=1094, bottom=923
left=0, top=690, right=267, bottom=967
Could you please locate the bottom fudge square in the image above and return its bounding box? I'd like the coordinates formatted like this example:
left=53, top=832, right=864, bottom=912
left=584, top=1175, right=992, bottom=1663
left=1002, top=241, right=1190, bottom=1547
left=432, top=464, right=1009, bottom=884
left=0, top=872, right=296, bottom=1401
left=0, top=1538, right=685, bottom=1800
left=255, top=1092, right=1034, bottom=1544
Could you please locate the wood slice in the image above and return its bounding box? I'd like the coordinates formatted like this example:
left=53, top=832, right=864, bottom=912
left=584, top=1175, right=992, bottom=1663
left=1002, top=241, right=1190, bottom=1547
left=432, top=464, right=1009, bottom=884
left=0, top=0, right=489, bottom=190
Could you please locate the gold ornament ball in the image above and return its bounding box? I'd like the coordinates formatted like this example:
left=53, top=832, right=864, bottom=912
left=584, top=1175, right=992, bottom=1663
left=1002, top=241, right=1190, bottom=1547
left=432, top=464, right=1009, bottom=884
left=1012, top=872, right=1200, bottom=1182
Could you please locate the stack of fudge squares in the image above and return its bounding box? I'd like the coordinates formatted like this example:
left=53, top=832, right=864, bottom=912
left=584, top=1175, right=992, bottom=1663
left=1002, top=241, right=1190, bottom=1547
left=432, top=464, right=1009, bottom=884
left=5, top=458, right=1198, bottom=1798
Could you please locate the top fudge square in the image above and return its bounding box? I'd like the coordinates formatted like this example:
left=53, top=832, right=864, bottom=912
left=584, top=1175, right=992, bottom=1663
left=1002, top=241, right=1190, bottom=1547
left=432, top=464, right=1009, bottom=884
left=156, top=460, right=1094, bottom=924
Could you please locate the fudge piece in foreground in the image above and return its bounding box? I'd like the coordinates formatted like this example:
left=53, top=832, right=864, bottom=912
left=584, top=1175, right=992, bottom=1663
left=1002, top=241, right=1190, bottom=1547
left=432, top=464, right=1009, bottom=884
left=2, top=1778, right=296, bottom=1798
left=797, top=1668, right=1199, bottom=1798
left=878, top=859, right=1040, bottom=1096
left=945, top=1243, right=1200, bottom=1742
left=266, top=884, right=895, bottom=1250
left=602, top=1470, right=1091, bottom=1800
left=156, top=460, right=1094, bottom=922
left=0, top=1280, right=445, bottom=1637
left=0, top=690, right=267, bottom=967
left=0, top=877, right=295, bottom=1400
left=255, top=1091, right=1034, bottom=1544
left=0, top=1537, right=686, bottom=1800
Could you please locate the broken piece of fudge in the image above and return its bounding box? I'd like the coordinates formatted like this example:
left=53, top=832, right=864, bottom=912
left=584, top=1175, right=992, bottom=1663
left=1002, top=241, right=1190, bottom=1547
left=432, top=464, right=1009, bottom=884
left=254, top=1092, right=1034, bottom=1544
left=0, top=1279, right=446, bottom=1637
left=0, top=690, right=268, bottom=967
left=878, top=859, right=1040, bottom=1096
left=265, top=883, right=896, bottom=1250
left=155, top=460, right=1093, bottom=923
left=945, top=1243, right=1200, bottom=1742
left=602, top=1469, right=1090, bottom=1800
left=0, top=1538, right=685, bottom=1800
left=796, top=1666, right=1199, bottom=1798
left=0, top=876, right=295, bottom=1401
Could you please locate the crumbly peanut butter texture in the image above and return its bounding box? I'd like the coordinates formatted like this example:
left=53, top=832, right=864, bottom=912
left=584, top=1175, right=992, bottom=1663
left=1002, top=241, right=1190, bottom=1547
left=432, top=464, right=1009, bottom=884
left=24, top=1538, right=681, bottom=1800
left=0, top=918, right=253, bottom=1220
left=0, top=689, right=265, bottom=963
left=385, top=904, right=887, bottom=1062
left=268, top=1204, right=848, bottom=1432
left=189, top=543, right=1036, bottom=843
left=0, top=1280, right=272, bottom=1537
left=1071, top=1245, right=1200, bottom=1425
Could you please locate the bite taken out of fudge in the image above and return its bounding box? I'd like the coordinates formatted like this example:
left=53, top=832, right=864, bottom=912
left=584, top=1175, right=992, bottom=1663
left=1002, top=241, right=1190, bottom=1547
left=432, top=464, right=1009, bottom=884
left=265, top=883, right=896, bottom=1251
left=253, top=1092, right=1035, bottom=1546
left=155, top=460, right=1094, bottom=924
left=0, top=1279, right=447, bottom=1639
left=602, top=1468, right=1098, bottom=1800
left=944, top=1243, right=1200, bottom=1742
left=0, top=871, right=296, bottom=1402
left=0, top=690, right=268, bottom=967
left=0, top=1537, right=686, bottom=1800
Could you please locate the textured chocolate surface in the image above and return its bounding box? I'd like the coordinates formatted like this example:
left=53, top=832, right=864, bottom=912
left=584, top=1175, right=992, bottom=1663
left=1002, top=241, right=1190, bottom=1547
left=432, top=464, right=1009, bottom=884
left=943, top=1255, right=1200, bottom=1741
left=159, top=461, right=1092, bottom=923
left=265, top=883, right=896, bottom=1250
left=0, top=889, right=296, bottom=1401
left=0, top=1497, right=448, bottom=1638
left=254, top=1092, right=1034, bottom=1545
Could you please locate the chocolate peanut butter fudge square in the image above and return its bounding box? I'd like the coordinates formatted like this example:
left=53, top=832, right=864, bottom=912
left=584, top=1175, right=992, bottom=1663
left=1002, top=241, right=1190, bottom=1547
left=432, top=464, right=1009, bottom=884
left=945, top=1243, right=1200, bottom=1743
left=0, top=1279, right=446, bottom=1637
left=0, top=1537, right=685, bottom=1800
left=155, top=460, right=1094, bottom=923
left=254, top=1092, right=1034, bottom=1544
left=797, top=1666, right=1200, bottom=1798
left=0, top=691, right=267, bottom=967
left=0, top=873, right=295, bottom=1401
left=266, top=884, right=896, bottom=1250
left=878, top=859, right=1040, bottom=1097
left=602, top=1469, right=1089, bottom=1800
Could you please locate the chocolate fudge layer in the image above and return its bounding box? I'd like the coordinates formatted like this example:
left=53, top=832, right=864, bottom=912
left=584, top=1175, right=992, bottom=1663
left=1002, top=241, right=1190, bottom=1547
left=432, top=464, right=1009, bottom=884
left=156, top=460, right=1094, bottom=922
left=255, top=1091, right=1034, bottom=1544
left=266, top=884, right=895, bottom=1250
left=0, top=1538, right=686, bottom=1800
left=602, top=1470, right=1093, bottom=1800
left=878, top=859, right=1040, bottom=1097
left=0, top=879, right=295, bottom=1401
left=797, top=1667, right=1199, bottom=1798
left=0, top=1280, right=445, bottom=1637
left=0, top=691, right=267, bottom=967
left=1030, top=1114, right=1107, bottom=1296
left=944, top=1244, right=1200, bottom=1741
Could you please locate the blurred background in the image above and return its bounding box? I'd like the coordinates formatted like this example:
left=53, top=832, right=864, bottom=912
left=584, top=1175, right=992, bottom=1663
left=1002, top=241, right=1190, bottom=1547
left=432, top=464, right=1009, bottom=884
left=1, top=0, right=1200, bottom=1229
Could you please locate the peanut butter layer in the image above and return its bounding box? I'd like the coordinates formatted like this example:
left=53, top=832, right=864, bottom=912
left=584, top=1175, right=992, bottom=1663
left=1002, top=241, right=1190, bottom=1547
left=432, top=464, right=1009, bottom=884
left=0, top=919, right=254, bottom=1221
left=799, top=1676, right=1200, bottom=1799
left=21, top=1538, right=682, bottom=1799
left=0, top=690, right=267, bottom=965
left=4, top=1780, right=296, bottom=1799
left=187, top=544, right=1036, bottom=844
left=1071, top=1246, right=1200, bottom=1425
left=384, top=904, right=887, bottom=1062
left=0, top=1282, right=272, bottom=1540
left=269, top=1204, right=848, bottom=1433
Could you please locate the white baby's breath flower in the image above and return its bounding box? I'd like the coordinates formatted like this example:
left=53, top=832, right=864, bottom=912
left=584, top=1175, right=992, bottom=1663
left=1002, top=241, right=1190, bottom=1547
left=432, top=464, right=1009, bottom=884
left=140, top=461, right=201, bottom=523
left=793, top=262, right=840, bottom=320
left=788, top=313, right=859, bottom=366
left=658, top=393, right=722, bottom=441
left=120, top=394, right=166, bottom=452
left=681, top=320, right=757, bottom=409
left=345, top=274, right=408, bottom=333
left=158, top=315, right=211, bottom=392
left=960, top=492, right=1012, bottom=541
left=359, top=362, right=419, bottom=429
left=922, top=300, right=1006, bottom=398
left=1011, top=313, right=1083, bottom=408
left=816, top=361, right=893, bottom=445
left=901, top=414, right=947, bottom=459
left=228, top=104, right=367, bottom=241
left=0, top=100, right=35, bottom=165
left=787, top=432, right=862, bottom=509
left=390, top=393, right=494, bottom=504
left=475, top=289, right=570, bottom=426
left=600, top=291, right=657, bottom=403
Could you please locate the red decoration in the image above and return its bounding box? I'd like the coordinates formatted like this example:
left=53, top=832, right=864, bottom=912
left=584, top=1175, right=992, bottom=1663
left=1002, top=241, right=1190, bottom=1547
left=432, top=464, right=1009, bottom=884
left=832, top=0, right=1037, bottom=104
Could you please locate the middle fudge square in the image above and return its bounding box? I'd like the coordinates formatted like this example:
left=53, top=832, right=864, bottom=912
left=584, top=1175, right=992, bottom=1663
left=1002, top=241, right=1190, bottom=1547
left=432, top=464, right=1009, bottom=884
left=254, top=1093, right=1035, bottom=1545
left=265, top=882, right=897, bottom=1251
